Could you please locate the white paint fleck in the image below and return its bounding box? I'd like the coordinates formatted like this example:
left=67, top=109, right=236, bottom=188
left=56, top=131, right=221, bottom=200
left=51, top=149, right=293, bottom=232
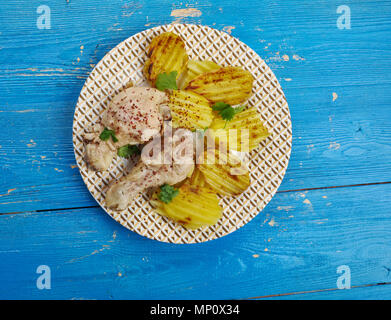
left=277, top=206, right=293, bottom=212
left=0, top=188, right=16, bottom=197
left=0, top=109, right=36, bottom=113
left=313, top=218, right=328, bottom=225
left=222, top=26, right=235, bottom=34
left=329, top=142, right=341, bottom=150
left=27, top=139, right=36, bottom=147
left=170, top=8, right=202, bottom=17
left=292, top=54, right=305, bottom=61
left=268, top=217, right=278, bottom=227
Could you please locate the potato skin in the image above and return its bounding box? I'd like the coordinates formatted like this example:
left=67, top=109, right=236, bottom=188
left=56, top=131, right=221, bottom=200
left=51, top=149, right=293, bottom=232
left=144, top=32, right=188, bottom=87
left=185, top=66, right=254, bottom=105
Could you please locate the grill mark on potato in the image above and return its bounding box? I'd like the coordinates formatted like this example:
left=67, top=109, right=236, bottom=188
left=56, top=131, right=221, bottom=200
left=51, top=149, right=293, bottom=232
left=144, top=32, right=188, bottom=86
left=148, top=62, right=153, bottom=76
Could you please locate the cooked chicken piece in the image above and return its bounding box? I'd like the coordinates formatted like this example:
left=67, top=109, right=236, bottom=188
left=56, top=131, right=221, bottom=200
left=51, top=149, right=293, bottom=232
left=106, top=127, right=195, bottom=211
left=84, top=123, right=117, bottom=171
left=103, top=87, right=167, bottom=144
left=84, top=87, right=169, bottom=171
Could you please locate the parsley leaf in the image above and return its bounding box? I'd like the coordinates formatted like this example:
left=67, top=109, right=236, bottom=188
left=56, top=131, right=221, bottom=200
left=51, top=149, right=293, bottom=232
left=212, top=102, right=230, bottom=112
left=233, top=105, right=245, bottom=114
left=212, top=102, right=244, bottom=127
left=158, top=184, right=179, bottom=204
left=99, top=127, right=118, bottom=142
left=156, top=71, right=178, bottom=91
left=117, top=144, right=141, bottom=158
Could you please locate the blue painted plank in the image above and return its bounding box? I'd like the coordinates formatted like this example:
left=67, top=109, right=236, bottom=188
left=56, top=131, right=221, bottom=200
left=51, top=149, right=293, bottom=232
left=0, top=183, right=390, bottom=299
left=261, top=284, right=391, bottom=300
left=0, top=1, right=391, bottom=212
left=0, top=0, right=391, bottom=299
left=1, top=79, right=390, bottom=213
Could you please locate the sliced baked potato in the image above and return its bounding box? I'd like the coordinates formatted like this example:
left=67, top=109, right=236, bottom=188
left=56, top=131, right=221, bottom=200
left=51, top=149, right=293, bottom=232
left=168, top=90, right=213, bottom=131
left=178, top=60, right=221, bottom=89
left=188, top=166, right=208, bottom=188
left=198, top=145, right=250, bottom=196
left=210, top=107, right=270, bottom=151
left=185, top=66, right=254, bottom=105
left=151, top=183, right=222, bottom=229
left=144, top=32, right=188, bottom=87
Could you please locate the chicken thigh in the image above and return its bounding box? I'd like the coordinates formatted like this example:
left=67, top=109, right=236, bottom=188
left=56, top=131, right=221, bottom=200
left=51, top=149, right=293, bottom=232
left=106, top=127, right=195, bottom=211
left=84, top=87, right=169, bottom=171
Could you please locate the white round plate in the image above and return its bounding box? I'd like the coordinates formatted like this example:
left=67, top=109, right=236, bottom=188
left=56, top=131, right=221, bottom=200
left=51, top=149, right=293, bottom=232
left=72, top=24, right=292, bottom=244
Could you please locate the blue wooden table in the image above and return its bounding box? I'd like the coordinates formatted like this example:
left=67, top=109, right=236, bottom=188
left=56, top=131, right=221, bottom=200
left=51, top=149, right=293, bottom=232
left=1, top=0, right=391, bottom=300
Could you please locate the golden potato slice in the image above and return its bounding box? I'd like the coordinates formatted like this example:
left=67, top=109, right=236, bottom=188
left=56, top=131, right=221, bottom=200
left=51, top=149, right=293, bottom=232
left=210, top=107, right=270, bottom=151
left=168, top=90, right=213, bottom=131
left=198, top=146, right=250, bottom=196
left=144, top=32, right=188, bottom=87
left=178, top=60, right=221, bottom=89
left=185, top=66, right=254, bottom=105
left=150, top=183, right=222, bottom=229
left=188, top=166, right=207, bottom=188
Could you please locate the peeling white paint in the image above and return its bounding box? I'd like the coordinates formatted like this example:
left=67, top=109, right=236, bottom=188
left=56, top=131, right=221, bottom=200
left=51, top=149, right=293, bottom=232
left=170, top=8, right=202, bottom=18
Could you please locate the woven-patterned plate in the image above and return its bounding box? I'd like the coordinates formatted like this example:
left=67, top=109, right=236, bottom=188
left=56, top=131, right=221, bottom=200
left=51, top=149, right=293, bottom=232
left=72, top=24, right=292, bottom=244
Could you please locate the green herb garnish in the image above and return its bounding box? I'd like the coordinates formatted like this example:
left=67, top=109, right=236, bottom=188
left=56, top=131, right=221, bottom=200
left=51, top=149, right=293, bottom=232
left=212, top=102, right=244, bottom=128
left=156, top=71, right=178, bottom=91
left=117, top=144, right=141, bottom=158
left=99, top=127, right=118, bottom=142
left=158, top=184, right=179, bottom=204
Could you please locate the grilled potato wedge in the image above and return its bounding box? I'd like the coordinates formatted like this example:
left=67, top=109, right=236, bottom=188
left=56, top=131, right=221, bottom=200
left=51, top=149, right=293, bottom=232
left=188, top=166, right=208, bottom=188
left=144, top=32, right=188, bottom=87
left=151, top=183, right=222, bottom=229
left=185, top=66, right=254, bottom=105
left=198, top=145, right=250, bottom=196
left=210, top=107, right=270, bottom=151
left=168, top=90, right=213, bottom=131
left=178, top=60, right=221, bottom=89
